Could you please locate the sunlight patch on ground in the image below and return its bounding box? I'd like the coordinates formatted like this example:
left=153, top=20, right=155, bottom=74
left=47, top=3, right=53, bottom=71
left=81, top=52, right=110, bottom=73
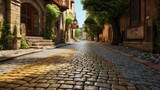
left=0, top=49, right=76, bottom=83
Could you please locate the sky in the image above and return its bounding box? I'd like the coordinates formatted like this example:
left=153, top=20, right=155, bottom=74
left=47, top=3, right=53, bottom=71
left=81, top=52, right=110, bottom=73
left=75, top=0, right=86, bottom=28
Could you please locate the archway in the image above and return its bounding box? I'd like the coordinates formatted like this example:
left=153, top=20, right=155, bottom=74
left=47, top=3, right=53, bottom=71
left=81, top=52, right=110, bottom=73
left=21, top=3, right=38, bottom=36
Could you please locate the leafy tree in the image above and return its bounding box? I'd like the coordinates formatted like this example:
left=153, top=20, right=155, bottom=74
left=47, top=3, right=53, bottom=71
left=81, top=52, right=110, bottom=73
left=84, top=16, right=102, bottom=41
left=45, top=4, right=60, bottom=40
left=75, top=28, right=81, bottom=39
left=82, top=0, right=128, bottom=44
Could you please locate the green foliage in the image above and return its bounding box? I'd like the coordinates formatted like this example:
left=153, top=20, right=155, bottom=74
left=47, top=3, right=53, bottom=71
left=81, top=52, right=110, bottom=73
left=66, top=13, right=74, bottom=26
left=75, top=29, right=81, bottom=39
left=82, top=0, right=128, bottom=44
left=45, top=4, right=60, bottom=40
left=84, top=16, right=102, bottom=37
left=21, top=36, right=29, bottom=49
left=0, top=20, right=14, bottom=50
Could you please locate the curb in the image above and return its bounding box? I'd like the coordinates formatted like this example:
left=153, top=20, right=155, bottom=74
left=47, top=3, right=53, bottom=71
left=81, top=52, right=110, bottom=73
left=0, top=50, right=43, bottom=62
left=55, top=43, right=71, bottom=48
left=97, top=42, right=160, bottom=72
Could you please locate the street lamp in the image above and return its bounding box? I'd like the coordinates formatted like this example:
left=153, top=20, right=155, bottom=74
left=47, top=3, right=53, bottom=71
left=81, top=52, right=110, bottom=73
left=71, top=13, right=78, bottom=29
left=73, top=16, right=77, bottom=25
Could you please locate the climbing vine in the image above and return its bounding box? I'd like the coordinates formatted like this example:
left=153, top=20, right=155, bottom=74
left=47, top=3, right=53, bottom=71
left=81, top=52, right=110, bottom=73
left=45, top=4, right=60, bottom=40
left=66, top=13, right=74, bottom=27
left=0, top=20, right=14, bottom=50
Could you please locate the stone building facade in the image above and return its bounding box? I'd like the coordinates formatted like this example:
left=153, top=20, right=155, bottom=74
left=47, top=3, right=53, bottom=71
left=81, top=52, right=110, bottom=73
left=0, top=0, right=70, bottom=49
left=0, top=0, right=46, bottom=49
left=120, top=0, right=158, bottom=52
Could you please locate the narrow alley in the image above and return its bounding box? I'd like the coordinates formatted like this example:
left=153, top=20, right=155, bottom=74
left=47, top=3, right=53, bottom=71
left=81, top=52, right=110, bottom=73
left=0, top=41, right=159, bottom=90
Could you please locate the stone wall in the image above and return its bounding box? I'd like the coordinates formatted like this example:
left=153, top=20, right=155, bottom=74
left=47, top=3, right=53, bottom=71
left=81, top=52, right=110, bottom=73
left=1, top=0, right=46, bottom=49
left=120, top=0, right=157, bottom=52
left=0, top=0, right=5, bottom=20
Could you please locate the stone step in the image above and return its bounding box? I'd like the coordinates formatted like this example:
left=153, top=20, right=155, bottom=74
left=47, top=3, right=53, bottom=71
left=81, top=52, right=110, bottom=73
left=28, top=39, right=53, bottom=42
left=26, top=36, right=44, bottom=40
left=26, top=36, right=54, bottom=49
left=32, top=42, right=54, bottom=46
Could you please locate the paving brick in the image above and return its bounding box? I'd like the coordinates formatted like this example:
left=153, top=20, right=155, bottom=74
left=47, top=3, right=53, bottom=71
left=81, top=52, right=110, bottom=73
left=49, top=84, right=60, bottom=88
left=0, top=88, right=12, bottom=90
left=35, top=83, right=50, bottom=88
left=85, top=81, right=94, bottom=85
left=95, top=82, right=110, bottom=88
left=22, top=83, right=37, bottom=87
left=14, top=87, right=28, bottom=90
left=57, top=80, right=65, bottom=84
left=76, top=82, right=84, bottom=85
left=112, top=84, right=127, bottom=90
left=74, top=85, right=83, bottom=90
left=84, top=86, right=98, bottom=90
left=46, top=80, right=57, bottom=84
left=99, top=87, right=110, bottom=90
left=35, top=88, right=45, bottom=90
left=36, top=80, right=47, bottom=83
left=46, top=88, right=57, bottom=90
left=59, top=84, right=73, bottom=89
left=5, top=84, right=20, bottom=88
left=0, top=82, right=7, bottom=87
left=87, top=78, right=96, bottom=82
left=26, top=88, right=35, bottom=90
left=65, top=81, right=76, bottom=85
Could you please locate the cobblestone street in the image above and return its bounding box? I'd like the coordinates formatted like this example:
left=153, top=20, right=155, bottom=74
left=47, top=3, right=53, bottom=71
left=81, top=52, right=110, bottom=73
left=0, top=41, right=160, bottom=90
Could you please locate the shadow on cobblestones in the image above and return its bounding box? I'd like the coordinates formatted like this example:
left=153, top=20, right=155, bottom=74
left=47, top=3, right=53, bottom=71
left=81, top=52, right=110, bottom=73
left=0, top=49, right=75, bottom=89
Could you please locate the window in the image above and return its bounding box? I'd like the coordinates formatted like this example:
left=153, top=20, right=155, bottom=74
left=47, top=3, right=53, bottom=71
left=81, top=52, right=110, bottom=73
left=130, top=0, right=141, bottom=27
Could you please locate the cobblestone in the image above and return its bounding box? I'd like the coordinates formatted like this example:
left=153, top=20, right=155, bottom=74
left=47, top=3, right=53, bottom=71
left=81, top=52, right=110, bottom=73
left=0, top=41, right=159, bottom=90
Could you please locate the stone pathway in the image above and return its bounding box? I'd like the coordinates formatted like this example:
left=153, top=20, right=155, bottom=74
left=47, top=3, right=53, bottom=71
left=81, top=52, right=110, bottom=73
left=0, top=41, right=159, bottom=90
left=101, top=42, right=160, bottom=65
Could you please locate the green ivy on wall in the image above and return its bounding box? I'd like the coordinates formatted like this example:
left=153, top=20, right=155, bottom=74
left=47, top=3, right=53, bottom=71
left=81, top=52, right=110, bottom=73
left=66, top=13, right=74, bottom=27
left=0, top=20, right=14, bottom=50
left=45, top=4, right=60, bottom=40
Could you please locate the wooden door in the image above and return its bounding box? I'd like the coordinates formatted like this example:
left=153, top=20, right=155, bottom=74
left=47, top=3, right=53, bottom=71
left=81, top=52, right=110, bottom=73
left=21, top=3, right=34, bottom=36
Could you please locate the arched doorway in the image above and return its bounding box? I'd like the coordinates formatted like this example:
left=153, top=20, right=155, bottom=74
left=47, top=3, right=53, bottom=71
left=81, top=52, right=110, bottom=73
left=21, top=3, right=36, bottom=36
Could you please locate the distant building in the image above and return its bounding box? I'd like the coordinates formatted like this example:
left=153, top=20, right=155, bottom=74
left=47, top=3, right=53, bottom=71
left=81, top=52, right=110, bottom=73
left=81, top=25, right=87, bottom=40
left=101, top=24, right=113, bottom=42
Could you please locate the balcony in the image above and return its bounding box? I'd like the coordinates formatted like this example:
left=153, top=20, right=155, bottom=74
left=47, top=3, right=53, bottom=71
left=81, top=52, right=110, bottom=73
left=45, top=0, right=69, bottom=11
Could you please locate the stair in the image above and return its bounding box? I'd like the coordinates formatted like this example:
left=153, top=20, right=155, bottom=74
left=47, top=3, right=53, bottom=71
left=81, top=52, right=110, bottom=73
left=26, top=36, right=55, bottom=49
